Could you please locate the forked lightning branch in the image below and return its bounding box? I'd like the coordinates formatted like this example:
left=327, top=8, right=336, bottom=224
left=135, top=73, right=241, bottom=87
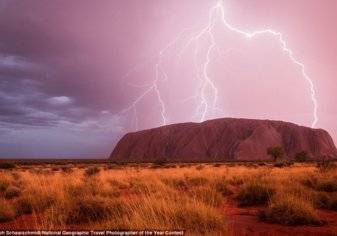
left=120, top=0, right=319, bottom=129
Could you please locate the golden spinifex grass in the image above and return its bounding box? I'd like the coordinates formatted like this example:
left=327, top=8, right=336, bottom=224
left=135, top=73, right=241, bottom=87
left=0, top=162, right=336, bottom=234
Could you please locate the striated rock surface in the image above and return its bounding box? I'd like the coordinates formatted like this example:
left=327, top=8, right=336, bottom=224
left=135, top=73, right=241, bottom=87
left=110, top=118, right=337, bottom=162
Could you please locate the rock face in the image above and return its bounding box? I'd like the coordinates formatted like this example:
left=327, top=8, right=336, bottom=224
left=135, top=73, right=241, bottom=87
left=110, top=118, right=337, bottom=162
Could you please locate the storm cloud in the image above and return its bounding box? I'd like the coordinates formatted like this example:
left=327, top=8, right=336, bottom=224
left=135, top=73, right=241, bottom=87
left=0, top=0, right=336, bottom=157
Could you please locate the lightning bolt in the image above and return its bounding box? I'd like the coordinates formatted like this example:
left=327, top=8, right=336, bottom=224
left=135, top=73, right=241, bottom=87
left=119, top=0, right=319, bottom=129
left=118, top=28, right=195, bottom=129
left=215, top=1, right=318, bottom=127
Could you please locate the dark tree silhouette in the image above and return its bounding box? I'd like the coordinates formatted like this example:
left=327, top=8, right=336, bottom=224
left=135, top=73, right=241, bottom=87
left=267, top=146, right=284, bottom=161
left=295, top=151, right=309, bottom=162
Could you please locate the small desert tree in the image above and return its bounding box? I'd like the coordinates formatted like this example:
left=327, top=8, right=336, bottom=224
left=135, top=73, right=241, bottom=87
left=267, top=146, right=284, bottom=161
left=295, top=151, right=309, bottom=162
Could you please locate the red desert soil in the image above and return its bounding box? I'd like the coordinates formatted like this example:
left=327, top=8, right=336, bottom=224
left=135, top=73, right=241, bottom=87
left=224, top=200, right=337, bottom=236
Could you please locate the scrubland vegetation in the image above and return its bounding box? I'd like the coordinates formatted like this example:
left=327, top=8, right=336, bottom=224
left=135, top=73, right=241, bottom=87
left=0, top=161, right=336, bottom=235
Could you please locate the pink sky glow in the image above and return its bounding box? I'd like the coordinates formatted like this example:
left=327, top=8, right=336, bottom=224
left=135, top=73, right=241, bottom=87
left=0, top=0, right=336, bottom=157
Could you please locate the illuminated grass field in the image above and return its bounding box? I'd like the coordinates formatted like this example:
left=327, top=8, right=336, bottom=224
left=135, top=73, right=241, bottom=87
left=0, top=161, right=337, bottom=235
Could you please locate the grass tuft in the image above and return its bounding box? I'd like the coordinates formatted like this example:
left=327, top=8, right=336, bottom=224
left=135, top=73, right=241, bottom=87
left=214, top=180, right=233, bottom=197
left=188, top=187, right=223, bottom=207
left=314, top=192, right=337, bottom=211
left=64, top=196, right=125, bottom=224
left=185, top=176, right=209, bottom=187
left=14, top=197, right=34, bottom=215
left=84, top=166, right=100, bottom=177
left=0, top=200, right=15, bottom=222
left=236, top=181, right=274, bottom=206
left=260, top=195, right=322, bottom=225
left=162, top=177, right=187, bottom=190
left=4, top=186, right=21, bottom=199
left=303, top=174, right=337, bottom=192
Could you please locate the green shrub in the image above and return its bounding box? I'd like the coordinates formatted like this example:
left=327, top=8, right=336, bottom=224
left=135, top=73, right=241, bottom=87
left=236, top=182, right=274, bottom=206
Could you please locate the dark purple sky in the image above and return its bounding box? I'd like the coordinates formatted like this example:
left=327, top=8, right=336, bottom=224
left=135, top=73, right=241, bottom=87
left=0, top=0, right=336, bottom=158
